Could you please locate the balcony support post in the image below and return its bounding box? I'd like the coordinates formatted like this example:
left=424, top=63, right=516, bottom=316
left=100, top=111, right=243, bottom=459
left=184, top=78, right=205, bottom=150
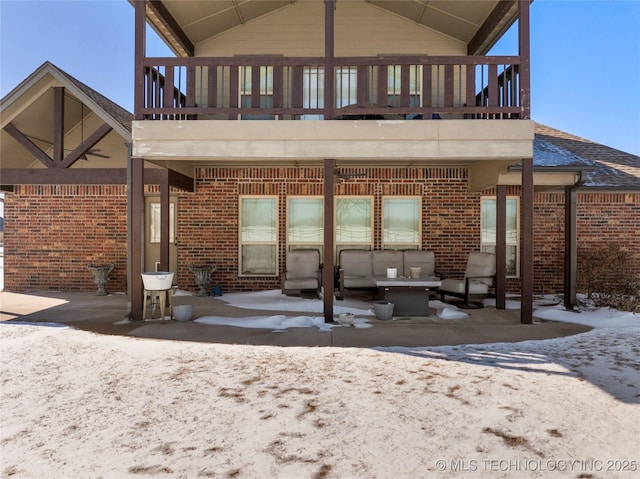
left=564, top=186, right=578, bottom=310
left=495, top=185, right=507, bottom=309
left=520, top=157, right=534, bottom=324
left=129, top=156, right=145, bottom=321
left=323, top=158, right=336, bottom=323
left=134, top=0, right=146, bottom=120
left=518, top=0, right=531, bottom=119
left=324, top=0, right=335, bottom=119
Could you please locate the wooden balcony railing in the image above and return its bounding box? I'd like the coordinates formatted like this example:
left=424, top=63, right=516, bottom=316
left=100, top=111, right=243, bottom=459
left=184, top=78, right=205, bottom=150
left=137, top=55, right=526, bottom=121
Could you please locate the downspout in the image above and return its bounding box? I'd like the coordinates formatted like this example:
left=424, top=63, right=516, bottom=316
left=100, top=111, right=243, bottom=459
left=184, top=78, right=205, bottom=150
left=564, top=172, right=584, bottom=310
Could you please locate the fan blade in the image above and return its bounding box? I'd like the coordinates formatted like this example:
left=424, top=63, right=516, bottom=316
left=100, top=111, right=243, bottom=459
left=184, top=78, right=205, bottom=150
left=86, top=150, right=110, bottom=159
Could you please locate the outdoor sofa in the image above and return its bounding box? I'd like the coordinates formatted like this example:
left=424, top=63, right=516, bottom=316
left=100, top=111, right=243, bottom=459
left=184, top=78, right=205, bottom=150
left=336, top=249, right=436, bottom=300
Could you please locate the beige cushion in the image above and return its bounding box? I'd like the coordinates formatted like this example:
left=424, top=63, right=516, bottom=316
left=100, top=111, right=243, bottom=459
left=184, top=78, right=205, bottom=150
left=343, top=276, right=376, bottom=288
left=465, top=252, right=496, bottom=286
left=339, top=250, right=373, bottom=278
left=284, top=277, right=319, bottom=290
left=285, top=250, right=320, bottom=280
left=440, top=278, right=490, bottom=295
left=372, top=250, right=404, bottom=276
left=402, top=250, right=435, bottom=277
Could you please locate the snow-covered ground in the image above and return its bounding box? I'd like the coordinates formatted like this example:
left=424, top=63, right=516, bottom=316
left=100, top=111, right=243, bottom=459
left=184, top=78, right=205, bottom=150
left=1, top=293, right=638, bottom=478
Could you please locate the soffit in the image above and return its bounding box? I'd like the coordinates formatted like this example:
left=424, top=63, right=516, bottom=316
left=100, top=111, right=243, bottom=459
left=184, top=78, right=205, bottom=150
left=1, top=63, right=132, bottom=169
left=146, top=0, right=514, bottom=56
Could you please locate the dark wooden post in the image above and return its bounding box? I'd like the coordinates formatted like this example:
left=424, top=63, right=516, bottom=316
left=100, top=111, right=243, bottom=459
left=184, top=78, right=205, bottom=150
left=520, top=158, right=534, bottom=324
left=323, top=158, right=335, bottom=323
left=134, top=0, right=146, bottom=120
left=130, top=157, right=145, bottom=321
left=324, top=0, right=335, bottom=120
left=160, top=169, right=170, bottom=272
left=495, top=185, right=507, bottom=309
left=564, top=185, right=578, bottom=309
left=518, top=0, right=531, bottom=119
left=53, top=87, right=65, bottom=165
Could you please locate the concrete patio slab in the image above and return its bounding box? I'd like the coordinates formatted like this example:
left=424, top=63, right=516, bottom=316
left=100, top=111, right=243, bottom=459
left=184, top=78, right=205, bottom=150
left=0, top=290, right=592, bottom=348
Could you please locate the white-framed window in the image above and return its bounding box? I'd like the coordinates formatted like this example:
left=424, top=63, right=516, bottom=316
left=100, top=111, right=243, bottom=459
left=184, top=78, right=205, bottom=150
left=286, top=196, right=374, bottom=262
left=240, top=66, right=274, bottom=119
left=382, top=196, right=421, bottom=250
left=481, top=196, right=519, bottom=277
left=335, top=196, right=373, bottom=260
left=387, top=65, right=421, bottom=110
left=287, top=196, right=324, bottom=260
left=335, top=66, right=358, bottom=108
left=239, top=196, right=278, bottom=275
left=302, top=66, right=325, bottom=120
left=149, top=203, right=175, bottom=243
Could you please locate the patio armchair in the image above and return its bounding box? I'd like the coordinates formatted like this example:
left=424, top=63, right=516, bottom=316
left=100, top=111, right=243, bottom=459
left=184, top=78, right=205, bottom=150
left=438, top=252, right=496, bottom=309
left=281, top=249, right=322, bottom=296
left=336, top=249, right=376, bottom=300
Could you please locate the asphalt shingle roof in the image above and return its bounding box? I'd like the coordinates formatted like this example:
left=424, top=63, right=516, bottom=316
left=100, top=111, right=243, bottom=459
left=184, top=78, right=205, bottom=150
left=534, top=123, right=640, bottom=189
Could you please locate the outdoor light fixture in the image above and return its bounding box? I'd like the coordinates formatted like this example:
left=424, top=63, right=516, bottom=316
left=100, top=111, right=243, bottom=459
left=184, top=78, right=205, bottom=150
left=334, top=169, right=367, bottom=181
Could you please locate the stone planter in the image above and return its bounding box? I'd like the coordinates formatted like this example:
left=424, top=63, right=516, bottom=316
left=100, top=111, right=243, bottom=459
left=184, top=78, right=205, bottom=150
left=87, top=263, right=114, bottom=296
left=188, top=264, right=217, bottom=297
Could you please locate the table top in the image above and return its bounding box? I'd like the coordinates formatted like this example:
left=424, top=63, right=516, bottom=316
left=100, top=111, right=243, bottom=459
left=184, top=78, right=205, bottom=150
left=372, top=275, right=441, bottom=288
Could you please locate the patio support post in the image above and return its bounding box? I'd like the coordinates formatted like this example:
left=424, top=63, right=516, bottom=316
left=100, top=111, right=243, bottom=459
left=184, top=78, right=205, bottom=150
left=159, top=170, right=170, bottom=272
left=134, top=0, right=146, bottom=120
left=324, top=0, right=335, bottom=120
left=564, top=185, right=578, bottom=310
left=323, top=158, right=335, bottom=323
left=130, top=157, right=145, bottom=321
left=495, top=185, right=507, bottom=309
left=520, top=157, right=534, bottom=324
left=518, top=0, right=531, bottom=120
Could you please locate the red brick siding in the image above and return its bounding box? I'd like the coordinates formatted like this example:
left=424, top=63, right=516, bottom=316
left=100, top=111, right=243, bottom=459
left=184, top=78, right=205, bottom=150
left=4, top=172, right=638, bottom=296
left=532, top=192, right=566, bottom=295
left=577, top=192, right=640, bottom=282
left=3, top=185, right=128, bottom=292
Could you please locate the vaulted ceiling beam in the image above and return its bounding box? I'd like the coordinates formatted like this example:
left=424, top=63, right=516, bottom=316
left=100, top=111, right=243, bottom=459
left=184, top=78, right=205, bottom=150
left=60, top=123, right=113, bottom=169
left=468, top=0, right=518, bottom=55
left=3, top=122, right=54, bottom=168
left=147, top=0, right=194, bottom=57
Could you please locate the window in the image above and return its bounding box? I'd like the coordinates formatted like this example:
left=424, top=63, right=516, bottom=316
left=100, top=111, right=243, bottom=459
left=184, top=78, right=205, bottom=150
left=302, top=67, right=325, bottom=120
left=301, top=66, right=358, bottom=118
left=149, top=203, right=175, bottom=243
left=387, top=65, right=421, bottom=110
left=382, top=197, right=421, bottom=250
left=335, top=67, right=358, bottom=108
left=481, top=197, right=519, bottom=276
left=287, top=197, right=324, bottom=260
left=335, top=196, right=373, bottom=259
left=239, top=196, right=278, bottom=275
left=240, top=66, right=274, bottom=119
left=286, top=196, right=373, bottom=262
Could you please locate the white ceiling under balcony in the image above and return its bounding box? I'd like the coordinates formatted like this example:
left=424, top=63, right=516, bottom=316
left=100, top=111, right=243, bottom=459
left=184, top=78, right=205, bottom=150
left=142, top=0, right=519, bottom=57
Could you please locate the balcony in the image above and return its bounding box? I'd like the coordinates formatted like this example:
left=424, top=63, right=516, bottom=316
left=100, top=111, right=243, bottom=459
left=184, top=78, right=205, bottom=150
left=137, top=55, right=526, bottom=122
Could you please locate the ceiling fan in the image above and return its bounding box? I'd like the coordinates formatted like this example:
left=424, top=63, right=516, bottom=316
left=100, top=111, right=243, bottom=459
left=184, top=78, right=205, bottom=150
left=24, top=101, right=111, bottom=160
left=24, top=134, right=110, bottom=160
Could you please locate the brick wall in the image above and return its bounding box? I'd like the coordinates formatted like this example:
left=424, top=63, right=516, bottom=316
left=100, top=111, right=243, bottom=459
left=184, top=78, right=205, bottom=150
left=576, top=191, right=640, bottom=283
left=3, top=185, right=128, bottom=293
left=177, top=167, right=483, bottom=292
left=4, top=172, right=638, bottom=297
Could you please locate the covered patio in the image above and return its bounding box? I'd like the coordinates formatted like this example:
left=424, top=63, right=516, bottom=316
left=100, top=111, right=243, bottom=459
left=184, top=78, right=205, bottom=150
left=0, top=290, right=591, bottom=348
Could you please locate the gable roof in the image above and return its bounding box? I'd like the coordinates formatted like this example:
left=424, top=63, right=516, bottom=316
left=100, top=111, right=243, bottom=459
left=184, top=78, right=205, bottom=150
left=533, top=123, right=640, bottom=190
left=137, top=0, right=519, bottom=57
left=1, top=61, right=132, bottom=139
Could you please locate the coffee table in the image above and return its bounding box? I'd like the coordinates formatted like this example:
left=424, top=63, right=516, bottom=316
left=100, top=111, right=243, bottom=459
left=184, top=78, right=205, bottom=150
left=373, top=276, right=441, bottom=317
